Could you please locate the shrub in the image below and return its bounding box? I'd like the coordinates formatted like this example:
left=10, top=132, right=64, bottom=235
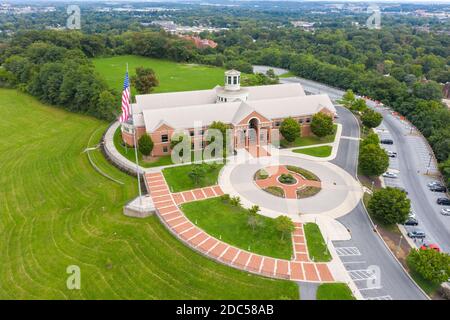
left=138, top=134, right=154, bottom=156
left=361, top=109, right=383, bottom=128
left=280, top=117, right=300, bottom=143
left=311, top=113, right=334, bottom=138
left=407, top=249, right=450, bottom=284
left=359, top=143, right=389, bottom=177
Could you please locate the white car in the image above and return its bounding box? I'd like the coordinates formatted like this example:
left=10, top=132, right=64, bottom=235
left=387, top=151, right=397, bottom=158
left=383, top=171, right=398, bottom=178
left=427, top=181, right=440, bottom=187
left=441, top=208, right=450, bottom=216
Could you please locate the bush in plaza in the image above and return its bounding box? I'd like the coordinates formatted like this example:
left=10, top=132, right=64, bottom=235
left=311, top=113, right=334, bottom=138
left=367, top=187, right=410, bottom=225
left=280, top=117, right=300, bottom=143
left=361, top=109, right=383, bottom=128
left=359, top=143, right=389, bottom=177
left=138, top=134, right=154, bottom=156
left=407, top=249, right=450, bottom=284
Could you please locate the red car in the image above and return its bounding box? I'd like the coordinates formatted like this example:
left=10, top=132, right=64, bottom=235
left=420, top=243, right=441, bottom=252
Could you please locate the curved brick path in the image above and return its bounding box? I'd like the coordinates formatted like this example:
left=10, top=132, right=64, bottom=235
left=145, top=172, right=334, bottom=283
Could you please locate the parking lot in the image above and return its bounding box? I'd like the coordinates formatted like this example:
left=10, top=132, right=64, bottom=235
left=334, top=242, right=393, bottom=300
left=373, top=111, right=450, bottom=252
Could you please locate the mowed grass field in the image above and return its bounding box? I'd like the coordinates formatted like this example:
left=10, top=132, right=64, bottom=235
left=92, top=55, right=225, bottom=94
left=0, top=89, right=298, bottom=299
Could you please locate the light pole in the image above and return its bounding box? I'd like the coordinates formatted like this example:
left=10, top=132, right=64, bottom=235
left=426, top=153, right=432, bottom=175
left=396, top=235, right=403, bottom=256
left=371, top=180, right=374, bottom=193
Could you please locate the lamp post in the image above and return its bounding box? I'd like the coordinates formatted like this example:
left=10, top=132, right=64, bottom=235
left=426, top=153, right=432, bottom=175
left=396, top=235, right=403, bottom=256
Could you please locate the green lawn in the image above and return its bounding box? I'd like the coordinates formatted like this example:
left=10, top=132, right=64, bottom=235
left=293, top=145, right=332, bottom=158
left=280, top=124, right=337, bottom=148
left=304, top=223, right=332, bottom=262
left=181, top=198, right=293, bottom=260
left=0, top=88, right=299, bottom=299
left=316, top=283, right=355, bottom=300
left=163, top=162, right=224, bottom=192
left=93, top=55, right=226, bottom=95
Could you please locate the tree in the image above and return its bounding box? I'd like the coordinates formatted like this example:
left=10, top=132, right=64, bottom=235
left=131, top=67, right=159, bottom=94
left=247, top=205, right=262, bottom=232
left=351, top=98, right=368, bottom=112
left=338, top=89, right=356, bottom=108
left=230, top=196, right=241, bottom=207
left=359, top=144, right=389, bottom=177
left=279, top=117, right=300, bottom=143
left=367, top=187, right=410, bottom=225
left=311, top=113, right=334, bottom=138
left=413, top=81, right=443, bottom=101
left=97, top=90, right=116, bottom=121
left=407, top=249, right=450, bottom=284
left=439, top=157, right=450, bottom=189
left=361, top=109, right=383, bottom=128
left=188, top=164, right=207, bottom=186
left=274, top=215, right=295, bottom=240
left=138, top=134, right=154, bottom=156
left=360, top=132, right=380, bottom=147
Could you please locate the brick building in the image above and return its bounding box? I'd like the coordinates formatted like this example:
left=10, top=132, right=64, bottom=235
left=121, top=70, right=336, bottom=157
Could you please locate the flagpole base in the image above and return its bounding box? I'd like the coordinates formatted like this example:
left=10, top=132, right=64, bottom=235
left=123, top=195, right=155, bottom=218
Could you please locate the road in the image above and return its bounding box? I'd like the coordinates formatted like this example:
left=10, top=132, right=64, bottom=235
left=278, top=74, right=428, bottom=299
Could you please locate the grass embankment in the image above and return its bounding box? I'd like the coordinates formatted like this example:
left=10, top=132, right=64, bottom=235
left=316, top=283, right=355, bottom=300
left=181, top=197, right=294, bottom=260
left=280, top=124, right=337, bottom=148
left=93, top=55, right=225, bottom=94
left=293, top=145, right=332, bottom=158
left=0, top=88, right=298, bottom=299
left=304, top=223, right=332, bottom=262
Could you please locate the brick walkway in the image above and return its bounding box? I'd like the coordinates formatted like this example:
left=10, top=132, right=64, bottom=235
left=145, top=172, right=334, bottom=283
left=245, top=145, right=271, bottom=158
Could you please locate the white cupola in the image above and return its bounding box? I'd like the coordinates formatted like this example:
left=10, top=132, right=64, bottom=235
left=224, top=69, right=241, bottom=91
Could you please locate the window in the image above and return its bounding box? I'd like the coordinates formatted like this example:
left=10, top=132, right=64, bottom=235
left=189, top=131, right=194, bottom=137
left=228, top=76, right=232, bottom=85
left=275, top=121, right=281, bottom=127
left=224, top=98, right=227, bottom=102
left=233, top=76, right=237, bottom=85
left=298, top=119, right=303, bottom=124
left=306, top=118, right=311, bottom=123
left=163, top=146, right=168, bottom=153
left=161, top=134, right=168, bottom=142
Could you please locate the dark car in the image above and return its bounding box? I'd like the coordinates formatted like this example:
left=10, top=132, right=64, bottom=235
left=430, top=185, right=447, bottom=193
left=380, top=139, right=394, bottom=145
left=437, top=198, right=450, bottom=205
left=404, top=217, right=418, bottom=226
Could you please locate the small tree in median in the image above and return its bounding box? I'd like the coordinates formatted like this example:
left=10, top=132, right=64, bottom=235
left=338, top=89, right=356, bottom=108
left=361, top=109, right=383, bottom=129
left=274, top=215, right=295, bottom=241
left=407, top=249, right=450, bottom=284
left=311, top=113, right=334, bottom=138
left=367, top=187, right=410, bottom=225
left=138, top=134, right=154, bottom=156
left=280, top=117, right=300, bottom=143
left=247, top=205, right=262, bottom=232
left=359, top=143, right=389, bottom=177
left=360, top=132, right=380, bottom=147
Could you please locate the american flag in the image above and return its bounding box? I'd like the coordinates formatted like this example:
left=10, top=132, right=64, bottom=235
left=119, top=72, right=131, bottom=123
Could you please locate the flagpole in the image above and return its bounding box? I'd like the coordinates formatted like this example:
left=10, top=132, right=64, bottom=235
left=128, top=63, right=143, bottom=205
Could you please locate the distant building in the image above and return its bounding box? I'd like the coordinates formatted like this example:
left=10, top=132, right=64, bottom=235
left=291, top=21, right=315, bottom=31
left=122, top=70, right=336, bottom=156
left=181, top=35, right=218, bottom=49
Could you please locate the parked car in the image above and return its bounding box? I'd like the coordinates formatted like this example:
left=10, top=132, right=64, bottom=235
left=383, top=171, right=398, bottom=178
left=420, top=243, right=441, bottom=252
left=437, top=198, right=450, bottom=205
left=441, top=208, right=450, bottom=216
left=387, top=151, right=397, bottom=158
left=427, top=181, right=441, bottom=187
left=404, top=217, right=419, bottom=226
left=430, top=185, right=447, bottom=193
left=407, top=229, right=426, bottom=239
left=380, top=139, right=394, bottom=145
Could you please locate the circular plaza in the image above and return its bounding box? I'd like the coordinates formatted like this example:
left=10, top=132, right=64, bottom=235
left=219, top=154, right=363, bottom=220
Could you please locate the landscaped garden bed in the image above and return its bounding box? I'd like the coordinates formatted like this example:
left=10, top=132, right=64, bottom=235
left=264, top=186, right=285, bottom=198
left=280, top=124, right=337, bottom=149
left=181, top=197, right=293, bottom=260
left=286, top=165, right=320, bottom=182
left=296, top=186, right=321, bottom=199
